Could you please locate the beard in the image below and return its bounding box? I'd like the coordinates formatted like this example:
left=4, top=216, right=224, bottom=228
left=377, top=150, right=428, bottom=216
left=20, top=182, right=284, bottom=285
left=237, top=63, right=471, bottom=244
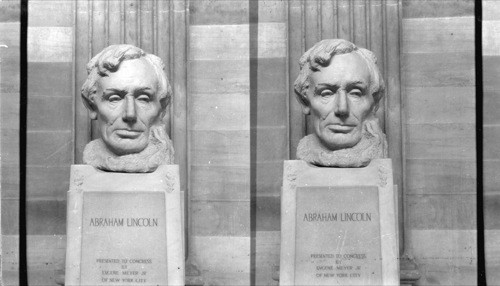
left=83, top=124, right=174, bottom=172
left=296, top=117, right=387, bottom=167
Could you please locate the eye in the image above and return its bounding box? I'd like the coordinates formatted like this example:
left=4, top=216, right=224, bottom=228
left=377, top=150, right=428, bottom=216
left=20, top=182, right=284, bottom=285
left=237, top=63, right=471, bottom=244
left=319, top=89, right=334, bottom=97
left=137, top=94, right=151, bottom=102
left=108, top=94, right=122, bottom=102
left=349, top=89, right=363, bottom=97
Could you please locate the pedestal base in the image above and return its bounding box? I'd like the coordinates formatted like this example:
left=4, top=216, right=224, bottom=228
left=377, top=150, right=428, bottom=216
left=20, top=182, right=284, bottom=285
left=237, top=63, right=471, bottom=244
left=65, top=165, right=184, bottom=286
left=279, top=159, right=399, bottom=285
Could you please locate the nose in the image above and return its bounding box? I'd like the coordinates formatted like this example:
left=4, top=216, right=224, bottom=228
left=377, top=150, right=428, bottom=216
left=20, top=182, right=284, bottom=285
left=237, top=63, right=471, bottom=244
left=122, top=96, right=137, bottom=123
left=333, top=91, right=349, bottom=117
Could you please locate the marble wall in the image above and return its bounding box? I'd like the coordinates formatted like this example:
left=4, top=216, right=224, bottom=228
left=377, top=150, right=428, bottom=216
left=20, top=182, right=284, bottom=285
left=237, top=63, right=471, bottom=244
left=402, top=0, right=477, bottom=285
left=1, top=1, right=74, bottom=285
left=482, top=0, right=500, bottom=284
left=188, top=2, right=288, bottom=284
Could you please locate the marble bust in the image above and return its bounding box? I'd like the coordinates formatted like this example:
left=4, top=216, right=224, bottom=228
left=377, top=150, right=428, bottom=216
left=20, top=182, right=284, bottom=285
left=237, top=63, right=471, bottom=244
left=294, top=39, right=387, bottom=167
left=81, top=44, right=174, bottom=172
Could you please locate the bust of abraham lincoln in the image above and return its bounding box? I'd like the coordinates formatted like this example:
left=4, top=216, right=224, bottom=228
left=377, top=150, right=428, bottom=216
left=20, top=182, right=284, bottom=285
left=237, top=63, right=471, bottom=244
left=294, top=39, right=387, bottom=167
left=81, top=44, right=174, bottom=172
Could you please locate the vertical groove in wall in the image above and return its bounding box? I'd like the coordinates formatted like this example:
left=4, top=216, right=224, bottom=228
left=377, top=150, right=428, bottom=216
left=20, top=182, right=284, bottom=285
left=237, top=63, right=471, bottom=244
left=135, top=0, right=139, bottom=45
left=138, top=0, right=142, bottom=48
left=139, top=0, right=155, bottom=52
left=352, top=1, right=358, bottom=44
left=74, top=0, right=91, bottom=163
left=71, top=0, right=77, bottom=164
left=475, top=1, right=485, bottom=284
left=108, top=0, right=121, bottom=45
left=319, top=0, right=325, bottom=38
left=304, top=0, right=319, bottom=136
left=124, top=0, right=138, bottom=46
left=171, top=0, right=189, bottom=256
left=320, top=0, right=334, bottom=39
left=385, top=0, right=403, bottom=254
left=366, top=0, right=371, bottom=50
left=370, top=0, right=384, bottom=128
left=285, top=0, right=291, bottom=159
left=335, top=0, right=339, bottom=38
left=353, top=1, right=367, bottom=50
left=91, top=0, right=106, bottom=58
left=121, top=0, right=125, bottom=43
left=397, top=0, right=409, bottom=256
left=333, top=0, right=338, bottom=37
left=249, top=2, right=259, bottom=283
left=349, top=0, right=354, bottom=41
left=380, top=0, right=387, bottom=130
left=88, top=0, right=96, bottom=140
left=288, top=0, right=306, bottom=158
left=166, top=0, right=173, bottom=139
left=316, top=0, right=321, bottom=44
left=337, top=0, right=350, bottom=40
left=153, top=0, right=158, bottom=55
left=183, top=0, right=191, bottom=262
left=105, top=0, right=109, bottom=45
left=90, top=0, right=107, bottom=140
left=369, top=0, right=384, bottom=103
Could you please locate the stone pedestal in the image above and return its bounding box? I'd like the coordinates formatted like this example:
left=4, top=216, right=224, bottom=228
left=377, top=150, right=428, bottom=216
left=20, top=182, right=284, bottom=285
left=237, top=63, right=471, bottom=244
left=279, top=159, right=399, bottom=285
left=65, top=165, right=184, bottom=286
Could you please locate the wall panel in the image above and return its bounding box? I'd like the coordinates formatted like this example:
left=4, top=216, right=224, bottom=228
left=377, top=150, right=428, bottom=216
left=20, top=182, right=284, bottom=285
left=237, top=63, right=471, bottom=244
left=188, top=2, right=251, bottom=284
left=483, top=2, right=500, bottom=284
left=0, top=22, right=21, bottom=279
left=26, top=0, right=75, bottom=283
left=403, top=1, right=476, bottom=284
left=253, top=2, right=288, bottom=285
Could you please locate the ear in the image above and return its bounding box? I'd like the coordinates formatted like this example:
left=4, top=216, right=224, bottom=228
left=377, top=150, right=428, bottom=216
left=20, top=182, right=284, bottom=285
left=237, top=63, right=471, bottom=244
left=89, top=111, right=98, bottom=120
left=301, top=105, right=311, bottom=115
left=82, top=94, right=98, bottom=120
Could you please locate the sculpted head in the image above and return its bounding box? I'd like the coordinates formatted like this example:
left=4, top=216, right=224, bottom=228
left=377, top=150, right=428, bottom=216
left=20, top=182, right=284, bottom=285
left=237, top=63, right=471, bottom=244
left=294, top=39, right=387, bottom=167
left=82, top=45, right=174, bottom=172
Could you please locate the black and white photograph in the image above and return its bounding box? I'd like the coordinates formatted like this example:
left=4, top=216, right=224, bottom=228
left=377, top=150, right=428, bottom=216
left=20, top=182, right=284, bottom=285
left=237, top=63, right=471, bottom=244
left=0, top=0, right=493, bottom=285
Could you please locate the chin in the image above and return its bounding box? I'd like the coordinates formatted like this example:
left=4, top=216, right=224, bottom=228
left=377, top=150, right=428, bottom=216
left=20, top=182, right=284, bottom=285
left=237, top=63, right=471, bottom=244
left=105, top=139, right=149, bottom=156
left=319, top=133, right=362, bottom=151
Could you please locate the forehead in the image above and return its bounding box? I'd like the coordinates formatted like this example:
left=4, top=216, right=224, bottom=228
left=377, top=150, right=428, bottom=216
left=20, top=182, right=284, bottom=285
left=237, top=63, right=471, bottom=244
left=309, top=52, right=371, bottom=85
left=98, top=58, right=158, bottom=89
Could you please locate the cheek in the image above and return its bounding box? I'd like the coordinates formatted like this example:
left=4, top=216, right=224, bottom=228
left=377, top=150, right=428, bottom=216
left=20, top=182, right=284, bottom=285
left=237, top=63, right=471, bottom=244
left=350, top=100, right=373, bottom=120
left=309, top=100, right=331, bottom=119
left=138, top=105, right=161, bottom=125
left=99, top=109, right=120, bottom=125
left=96, top=101, right=123, bottom=123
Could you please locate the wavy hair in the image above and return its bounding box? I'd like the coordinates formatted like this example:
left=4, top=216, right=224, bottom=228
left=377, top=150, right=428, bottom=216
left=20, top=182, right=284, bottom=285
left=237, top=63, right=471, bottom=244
left=81, top=44, right=172, bottom=113
left=294, top=39, right=385, bottom=112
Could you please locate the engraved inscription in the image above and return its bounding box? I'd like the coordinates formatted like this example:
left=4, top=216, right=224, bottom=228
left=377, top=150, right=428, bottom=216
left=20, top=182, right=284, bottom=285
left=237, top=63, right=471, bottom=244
left=81, top=192, right=168, bottom=285
left=295, top=186, right=382, bottom=285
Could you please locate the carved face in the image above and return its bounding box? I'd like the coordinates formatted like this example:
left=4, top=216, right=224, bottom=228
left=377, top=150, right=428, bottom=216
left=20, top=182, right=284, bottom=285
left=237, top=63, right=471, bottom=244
left=303, top=52, right=375, bottom=150
left=91, top=58, right=163, bottom=156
